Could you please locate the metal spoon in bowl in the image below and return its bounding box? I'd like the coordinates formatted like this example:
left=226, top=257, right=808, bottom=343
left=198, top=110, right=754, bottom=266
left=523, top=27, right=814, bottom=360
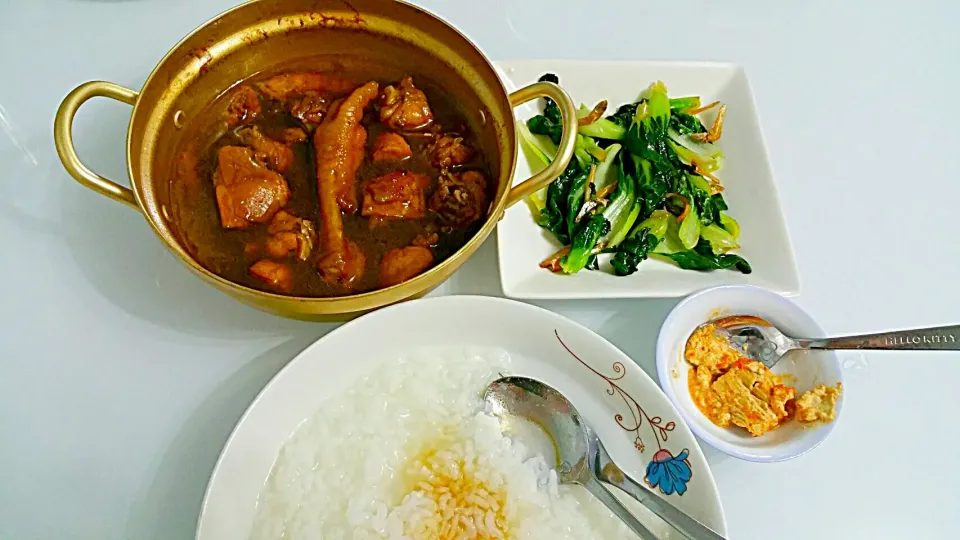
left=483, top=376, right=726, bottom=540
left=704, top=316, right=960, bottom=369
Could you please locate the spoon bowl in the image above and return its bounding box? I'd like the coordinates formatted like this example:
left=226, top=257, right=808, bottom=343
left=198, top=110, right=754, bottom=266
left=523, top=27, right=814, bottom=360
left=484, top=377, right=589, bottom=480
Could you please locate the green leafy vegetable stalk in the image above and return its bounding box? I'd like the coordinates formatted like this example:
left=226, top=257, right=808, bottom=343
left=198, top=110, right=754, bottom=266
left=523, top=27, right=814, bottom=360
left=610, top=229, right=659, bottom=276
left=609, top=210, right=670, bottom=276
left=537, top=161, right=583, bottom=245
left=561, top=214, right=610, bottom=274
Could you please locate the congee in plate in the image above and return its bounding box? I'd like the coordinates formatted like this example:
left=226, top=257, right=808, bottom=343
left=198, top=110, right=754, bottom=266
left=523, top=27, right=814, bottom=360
left=249, top=348, right=633, bottom=539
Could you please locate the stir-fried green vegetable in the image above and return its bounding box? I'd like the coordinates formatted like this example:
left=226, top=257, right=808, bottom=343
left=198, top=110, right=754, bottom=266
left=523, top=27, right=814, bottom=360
left=519, top=73, right=751, bottom=276
left=655, top=240, right=752, bottom=273
left=561, top=213, right=610, bottom=274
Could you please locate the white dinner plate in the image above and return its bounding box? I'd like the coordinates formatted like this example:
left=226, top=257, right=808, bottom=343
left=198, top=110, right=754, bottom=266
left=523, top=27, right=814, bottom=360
left=196, top=296, right=727, bottom=538
left=495, top=60, right=801, bottom=299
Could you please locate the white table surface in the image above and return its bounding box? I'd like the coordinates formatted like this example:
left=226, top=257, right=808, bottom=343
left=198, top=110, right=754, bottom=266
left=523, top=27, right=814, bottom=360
left=2, top=0, right=959, bottom=538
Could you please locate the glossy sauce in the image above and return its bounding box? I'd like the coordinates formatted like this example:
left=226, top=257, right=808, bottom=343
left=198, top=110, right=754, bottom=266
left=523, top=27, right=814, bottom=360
left=168, top=64, right=490, bottom=297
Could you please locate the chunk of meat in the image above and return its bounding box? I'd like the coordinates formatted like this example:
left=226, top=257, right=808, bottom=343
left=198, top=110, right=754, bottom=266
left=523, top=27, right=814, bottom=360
left=361, top=171, right=430, bottom=220
left=249, top=260, right=293, bottom=293
left=290, top=93, right=328, bottom=126
left=214, top=146, right=290, bottom=229
left=379, top=76, right=434, bottom=130
left=313, top=90, right=371, bottom=214
left=380, top=246, right=434, bottom=288
left=236, top=126, right=294, bottom=173
left=430, top=135, right=474, bottom=169
left=267, top=209, right=300, bottom=234
left=371, top=131, right=412, bottom=162
left=429, top=170, right=488, bottom=227
left=342, top=128, right=366, bottom=213
left=264, top=210, right=317, bottom=261
left=256, top=72, right=356, bottom=102
left=280, top=127, right=308, bottom=144
left=265, top=232, right=299, bottom=259
left=224, top=85, right=261, bottom=129
left=317, top=239, right=367, bottom=290
left=314, top=81, right=380, bottom=287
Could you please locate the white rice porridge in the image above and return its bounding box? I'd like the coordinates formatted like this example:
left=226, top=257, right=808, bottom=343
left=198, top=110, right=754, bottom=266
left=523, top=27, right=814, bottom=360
left=249, top=347, right=634, bottom=539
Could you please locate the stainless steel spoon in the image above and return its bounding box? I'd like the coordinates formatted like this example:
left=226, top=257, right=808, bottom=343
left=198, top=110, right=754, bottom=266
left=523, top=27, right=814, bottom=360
left=703, top=316, right=960, bottom=369
left=483, top=376, right=726, bottom=540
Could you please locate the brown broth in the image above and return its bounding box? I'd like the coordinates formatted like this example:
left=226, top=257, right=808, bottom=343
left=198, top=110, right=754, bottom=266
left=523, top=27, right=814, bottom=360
left=168, top=63, right=489, bottom=297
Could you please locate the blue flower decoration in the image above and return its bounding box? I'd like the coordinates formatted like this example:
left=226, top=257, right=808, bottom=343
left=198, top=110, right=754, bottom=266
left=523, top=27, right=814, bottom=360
left=644, top=448, right=692, bottom=496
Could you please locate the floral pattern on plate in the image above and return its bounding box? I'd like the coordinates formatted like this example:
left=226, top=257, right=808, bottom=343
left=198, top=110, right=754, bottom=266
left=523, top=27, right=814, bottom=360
left=557, top=330, right=692, bottom=496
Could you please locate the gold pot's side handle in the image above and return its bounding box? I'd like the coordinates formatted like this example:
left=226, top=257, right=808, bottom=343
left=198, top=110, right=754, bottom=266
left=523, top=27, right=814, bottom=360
left=504, top=81, right=578, bottom=208
left=54, top=81, right=141, bottom=210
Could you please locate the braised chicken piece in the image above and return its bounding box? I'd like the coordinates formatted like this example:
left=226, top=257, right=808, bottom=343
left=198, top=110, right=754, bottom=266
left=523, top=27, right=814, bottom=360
left=430, top=134, right=474, bottom=169
left=236, top=126, right=294, bottom=173
left=249, top=259, right=293, bottom=293
left=257, top=72, right=356, bottom=102
left=371, top=131, right=412, bottom=162
left=290, top=93, right=328, bottom=127
left=314, top=81, right=380, bottom=288
left=314, top=236, right=367, bottom=290
left=280, top=127, right=308, bottom=144
left=380, top=246, right=434, bottom=288
left=361, top=171, right=429, bottom=220
left=379, top=76, right=434, bottom=131
left=312, top=88, right=372, bottom=215
left=223, top=85, right=261, bottom=129
left=267, top=209, right=299, bottom=234
left=264, top=210, right=317, bottom=261
left=429, top=170, right=488, bottom=227
left=265, top=232, right=299, bottom=259
left=214, top=146, right=290, bottom=229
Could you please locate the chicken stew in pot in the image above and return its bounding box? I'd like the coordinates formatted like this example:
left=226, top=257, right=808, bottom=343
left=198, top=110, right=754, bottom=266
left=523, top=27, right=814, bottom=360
left=169, top=64, right=491, bottom=297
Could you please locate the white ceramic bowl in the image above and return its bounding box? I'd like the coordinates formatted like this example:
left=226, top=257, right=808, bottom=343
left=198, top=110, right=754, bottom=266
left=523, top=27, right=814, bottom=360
left=656, top=285, right=843, bottom=462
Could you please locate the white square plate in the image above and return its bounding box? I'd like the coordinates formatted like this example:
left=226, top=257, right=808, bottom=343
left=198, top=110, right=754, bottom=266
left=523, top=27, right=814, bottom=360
left=495, top=60, right=800, bottom=299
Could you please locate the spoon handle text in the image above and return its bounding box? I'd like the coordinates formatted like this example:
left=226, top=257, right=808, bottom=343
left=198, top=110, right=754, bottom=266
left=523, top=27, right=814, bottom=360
left=800, top=325, right=960, bottom=351
left=595, top=443, right=727, bottom=540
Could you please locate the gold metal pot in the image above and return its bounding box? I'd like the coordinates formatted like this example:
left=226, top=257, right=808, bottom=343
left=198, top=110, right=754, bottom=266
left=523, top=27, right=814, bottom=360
left=54, top=0, right=576, bottom=320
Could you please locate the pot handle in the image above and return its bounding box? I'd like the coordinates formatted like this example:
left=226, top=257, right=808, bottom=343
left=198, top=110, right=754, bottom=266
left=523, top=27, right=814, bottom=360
left=54, top=81, right=141, bottom=211
left=504, top=81, right=578, bottom=208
